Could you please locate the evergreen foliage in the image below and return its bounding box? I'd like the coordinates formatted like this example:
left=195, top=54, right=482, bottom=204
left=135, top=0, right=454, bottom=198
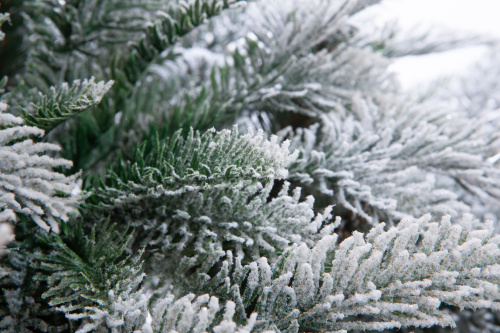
left=0, top=101, right=80, bottom=231
left=1, top=0, right=500, bottom=332
left=19, top=78, right=113, bottom=132
left=285, top=101, right=500, bottom=226
left=35, top=221, right=141, bottom=312
left=194, top=214, right=500, bottom=331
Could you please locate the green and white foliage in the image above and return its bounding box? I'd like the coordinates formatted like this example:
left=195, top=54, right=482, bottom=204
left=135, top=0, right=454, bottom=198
left=0, top=102, right=80, bottom=232
left=21, top=0, right=170, bottom=89
left=34, top=221, right=256, bottom=333
left=417, top=46, right=500, bottom=223
left=450, top=45, right=500, bottom=128
left=90, top=126, right=334, bottom=264
left=138, top=0, right=394, bottom=138
left=119, top=0, right=248, bottom=86
left=0, top=219, right=71, bottom=333
left=11, top=0, right=251, bottom=174
left=386, top=307, right=500, bottom=333
left=195, top=214, right=500, bottom=332
left=0, top=252, right=69, bottom=333
left=284, top=92, right=500, bottom=226
left=35, top=222, right=142, bottom=313
left=66, top=291, right=257, bottom=333
left=19, top=78, right=113, bottom=131
left=34, top=221, right=149, bottom=332
left=3, top=0, right=500, bottom=332
left=111, top=0, right=249, bottom=142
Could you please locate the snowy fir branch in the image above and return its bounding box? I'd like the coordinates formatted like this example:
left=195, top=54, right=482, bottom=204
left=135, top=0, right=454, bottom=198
left=0, top=102, right=80, bottom=232
left=190, top=214, right=500, bottom=331
left=34, top=221, right=141, bottom=313
left=1, top=0, right=500, bottom=332
left=284, top=98, right=500, bottom=226
left=19, top=78, right=114, bottom=132
left=87, top=126, right=330, bottom=262
left=117, top=0, right=248, bottom=86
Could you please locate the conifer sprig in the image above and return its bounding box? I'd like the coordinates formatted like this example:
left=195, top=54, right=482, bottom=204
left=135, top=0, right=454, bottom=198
left=21, top=0, right=168, bottom=88
left=118, top=0, right=248, bottom=86
left=96, top=125, right=297, bottom=194
left=20, top=78, right=113, bottom=132
left=0, top=103, right=80, bottom=232
left=35, top=221, right=142, bottom=312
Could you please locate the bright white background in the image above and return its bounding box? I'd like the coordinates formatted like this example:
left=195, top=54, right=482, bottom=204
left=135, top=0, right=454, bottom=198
left=365, top=0, right=500, bottom=89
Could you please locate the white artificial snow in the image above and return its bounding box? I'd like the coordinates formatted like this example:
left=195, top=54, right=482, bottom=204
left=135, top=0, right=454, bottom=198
left=0, top=222, right=15, bottom=255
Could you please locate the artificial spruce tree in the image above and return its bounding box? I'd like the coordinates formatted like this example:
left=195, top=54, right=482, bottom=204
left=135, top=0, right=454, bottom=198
left=1, top=0, right=500, bottom=332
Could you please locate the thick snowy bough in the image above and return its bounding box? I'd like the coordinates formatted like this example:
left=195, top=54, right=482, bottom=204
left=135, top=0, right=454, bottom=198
left=198, top=214, right=500, bottom=332
left=0, top=102, right=80, bottom=232
left=285, top=94, right=500, bottom=226
left=91, top=126, right=334, bottom=262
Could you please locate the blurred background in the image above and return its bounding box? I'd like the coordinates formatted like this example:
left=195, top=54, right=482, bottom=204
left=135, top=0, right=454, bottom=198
left=2, top=0, right=499, bottom=91
left=358, top=0, right=500, bottom=89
